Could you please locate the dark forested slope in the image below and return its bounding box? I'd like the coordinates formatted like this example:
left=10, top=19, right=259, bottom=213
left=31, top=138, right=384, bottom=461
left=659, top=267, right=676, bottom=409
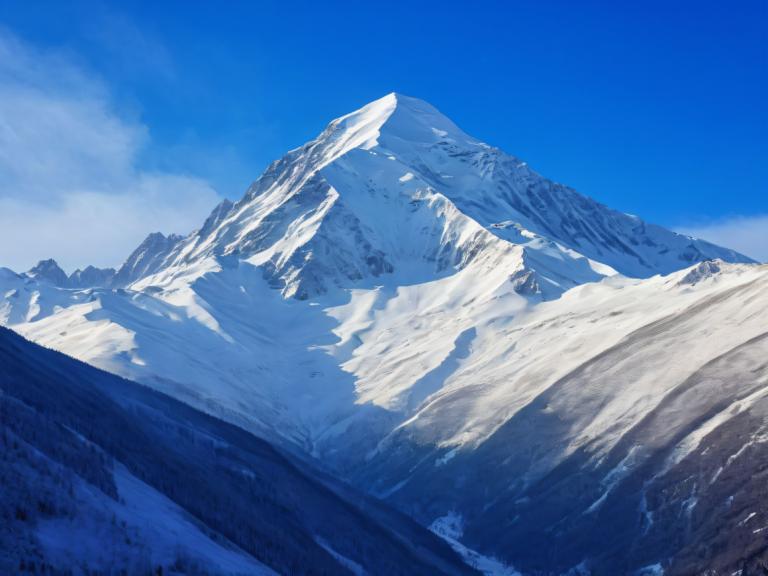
left=0, top=326, right=476, bottom=576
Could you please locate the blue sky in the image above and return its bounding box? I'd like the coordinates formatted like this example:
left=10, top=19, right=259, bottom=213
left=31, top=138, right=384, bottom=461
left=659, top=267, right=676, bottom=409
left=0, top=0, right=765, bottom=269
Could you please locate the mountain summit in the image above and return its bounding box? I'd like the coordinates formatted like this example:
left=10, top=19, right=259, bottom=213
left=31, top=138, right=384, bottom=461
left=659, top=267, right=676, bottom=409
left=312, top=93, right=477, bottom=159
left=122, top=93, right=750, bottom=299
left=26, top=259, right=69, bottom=287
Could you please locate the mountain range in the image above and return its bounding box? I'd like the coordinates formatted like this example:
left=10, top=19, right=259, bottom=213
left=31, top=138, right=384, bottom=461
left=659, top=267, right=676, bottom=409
left=2, top=93, right=766, bottom=575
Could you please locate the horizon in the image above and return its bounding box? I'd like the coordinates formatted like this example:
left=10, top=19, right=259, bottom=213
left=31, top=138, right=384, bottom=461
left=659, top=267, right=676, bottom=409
left=0, top=0, right=765, bottom=271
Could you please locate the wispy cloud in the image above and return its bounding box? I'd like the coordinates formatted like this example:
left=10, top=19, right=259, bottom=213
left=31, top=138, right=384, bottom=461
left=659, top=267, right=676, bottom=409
left=0, top=30, right=221, bottom=273
left=677, top=215, right=768, bottom=263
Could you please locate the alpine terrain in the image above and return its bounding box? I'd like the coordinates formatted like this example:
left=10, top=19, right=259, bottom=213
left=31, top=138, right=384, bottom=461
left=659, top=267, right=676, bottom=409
left=2, top=93, right=766, bottom=575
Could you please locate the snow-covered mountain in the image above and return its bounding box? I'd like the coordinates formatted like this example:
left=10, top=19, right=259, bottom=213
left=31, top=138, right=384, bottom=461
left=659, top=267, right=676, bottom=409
left=1, top=93, right=765, bottom=574
left=24, top=259, right=115, bottom=289
left=113, top=94, right=749, bottom=299
left=25, top=259, right=70, bottom=287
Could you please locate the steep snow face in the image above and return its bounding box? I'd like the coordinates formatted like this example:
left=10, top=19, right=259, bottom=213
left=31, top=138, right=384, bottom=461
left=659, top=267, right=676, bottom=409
left=366, top=95, right=750, bottom=277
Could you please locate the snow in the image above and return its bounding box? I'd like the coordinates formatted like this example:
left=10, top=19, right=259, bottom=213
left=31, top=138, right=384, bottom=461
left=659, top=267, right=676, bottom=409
left=436, top=448, right=459, bottom=467
left=738, top=512, right=757, bottom=526
left=429, top=511, right=464, bottom=540
left=1, top=92, right=765, bottom=499
left=724, top=432, right=768, bottom=469
left=429, top=513, right=521, bottom=576
left=3, top=224, right=766, bottom=488
left=315, top=538, right=365, bottom=576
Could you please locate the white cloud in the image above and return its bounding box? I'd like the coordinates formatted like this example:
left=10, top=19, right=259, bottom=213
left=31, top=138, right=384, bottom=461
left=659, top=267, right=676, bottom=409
left=678, top=215, right=768, bottom=263
left=0, top=30, right=221, bottom=273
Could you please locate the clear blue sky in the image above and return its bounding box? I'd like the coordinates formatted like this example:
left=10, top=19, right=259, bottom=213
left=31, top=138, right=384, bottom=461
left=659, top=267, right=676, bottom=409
left=0, top=0, right=766, bottom=268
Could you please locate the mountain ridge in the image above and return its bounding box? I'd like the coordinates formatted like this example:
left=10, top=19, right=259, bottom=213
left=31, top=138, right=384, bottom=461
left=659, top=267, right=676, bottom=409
left=2, top=93, right=766, bottom=575
left=18, top=93, right=752, bottom=296
left=104, top=93, right=751, bottom=304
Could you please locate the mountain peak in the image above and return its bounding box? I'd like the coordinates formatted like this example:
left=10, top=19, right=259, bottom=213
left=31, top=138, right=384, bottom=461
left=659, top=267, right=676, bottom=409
left=314, top=93, right=473, bottom=164
left=27, top=258, right=68, bottom=287
left=112, top=232, right=184, bottom=287
left=116, top=94, right=754, bottom=299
